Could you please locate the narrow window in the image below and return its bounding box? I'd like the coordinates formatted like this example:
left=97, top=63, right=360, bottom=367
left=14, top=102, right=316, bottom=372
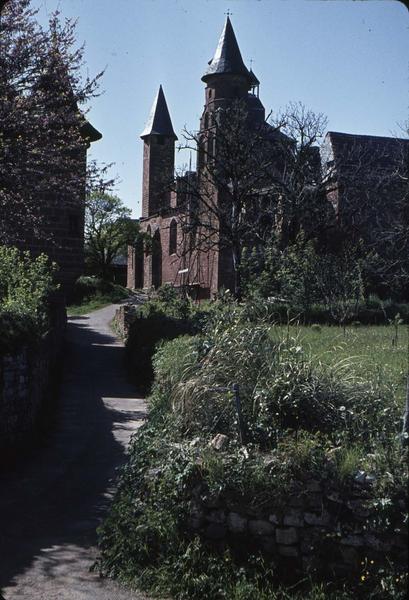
left=169, top=220, right=177, bottom=255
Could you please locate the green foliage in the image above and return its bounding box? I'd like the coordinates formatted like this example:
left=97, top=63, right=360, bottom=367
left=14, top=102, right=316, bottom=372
left=98, top=296, right=408, bottom=599
left=125, top=313, right=197, bottom=391
left=71, top=275, right=129, bottom=304
left=67, top=276, right=130, bottom=315
left=0, top=246, right=56, bottom=353
left=153, top=315, right=402, bottom=450
left=84, top=192, right=141, bottom=280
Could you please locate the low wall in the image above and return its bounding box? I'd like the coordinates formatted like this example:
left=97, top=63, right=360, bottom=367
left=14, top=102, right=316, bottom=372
left=112, top=304, right=138, bottom=340
left=186, top=475, right=408, bottom=580
left=0, top=296, right=66, bottom=455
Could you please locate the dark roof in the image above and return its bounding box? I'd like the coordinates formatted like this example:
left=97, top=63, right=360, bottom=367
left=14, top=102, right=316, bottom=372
left=202, top=17, right=251, bottom=83
left=324, top=131, right=409, bottom=175
left=326, top=131, right=409, bottom=148
left=37, top=47, right=102, bottom=144
left=326, top=131, right=409, bottom=160
left=249, top=68, right=260, bottom=86
left=140, top=85, right=177, bottom=139
left=80, top=119, right=102, bottom=143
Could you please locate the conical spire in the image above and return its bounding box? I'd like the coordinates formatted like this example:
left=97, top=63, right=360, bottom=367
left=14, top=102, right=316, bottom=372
left=140, top=85, right=177, bottom=139
left=202, top=17, right=250, bottom=82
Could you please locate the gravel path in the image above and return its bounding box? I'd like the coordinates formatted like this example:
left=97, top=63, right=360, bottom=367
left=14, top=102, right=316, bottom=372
left=0, top=304, right=149, bottom=599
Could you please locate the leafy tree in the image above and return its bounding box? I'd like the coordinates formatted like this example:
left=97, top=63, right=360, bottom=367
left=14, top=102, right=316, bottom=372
left=0, top=0, right=105, bottom=246
left=84, top=192, right=140, bottom=280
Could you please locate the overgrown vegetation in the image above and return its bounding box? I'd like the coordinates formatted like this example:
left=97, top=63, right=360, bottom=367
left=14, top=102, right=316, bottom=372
left=67, top=275, right=130, bottom=316
left=97, top=295, right=408, bottom=599
left=0, top=246, right=56, bottom=353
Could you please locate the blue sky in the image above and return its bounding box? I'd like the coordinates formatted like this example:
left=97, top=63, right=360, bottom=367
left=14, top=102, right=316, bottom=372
left=35, top=0, right=409, bottom=217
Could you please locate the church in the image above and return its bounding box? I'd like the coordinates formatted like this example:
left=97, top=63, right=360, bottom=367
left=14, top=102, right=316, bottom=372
left=127, top=16, right=408, bottom=299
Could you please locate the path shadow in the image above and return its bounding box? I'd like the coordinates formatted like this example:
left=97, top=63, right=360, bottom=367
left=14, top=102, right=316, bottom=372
left=0, top=315, right=146, bottom=594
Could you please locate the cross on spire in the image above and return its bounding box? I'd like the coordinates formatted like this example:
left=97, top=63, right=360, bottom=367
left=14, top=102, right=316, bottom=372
left=224, top=9, right=233, bottom=17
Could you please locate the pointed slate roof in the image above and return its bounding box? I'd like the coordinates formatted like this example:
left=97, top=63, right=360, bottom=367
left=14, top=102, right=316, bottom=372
left=249, top=68, right=260, bottom=87
left=202, top=17, right=251, bottom=82
left=140, top=85, right=177, bottom=139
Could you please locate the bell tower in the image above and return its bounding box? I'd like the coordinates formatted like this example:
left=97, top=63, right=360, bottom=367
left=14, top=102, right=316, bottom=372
left=141, top=85, right=177, bottom=217
left=200, top=17, right=252, bottom=136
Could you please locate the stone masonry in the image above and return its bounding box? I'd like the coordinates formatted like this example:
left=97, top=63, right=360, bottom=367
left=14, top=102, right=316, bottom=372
left=0, top=297, right=66, bottom=455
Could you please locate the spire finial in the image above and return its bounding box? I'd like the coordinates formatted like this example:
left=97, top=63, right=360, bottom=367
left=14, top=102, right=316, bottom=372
left=224, top=9, right=233, bottom=18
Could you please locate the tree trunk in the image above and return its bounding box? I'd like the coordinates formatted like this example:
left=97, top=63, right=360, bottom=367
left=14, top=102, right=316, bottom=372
left=232, top=244, right=242, bottom=301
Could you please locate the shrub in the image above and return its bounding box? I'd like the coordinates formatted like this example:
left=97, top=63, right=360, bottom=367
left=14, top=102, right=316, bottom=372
left=98, top=296, right=408, bottom=599
left=71, top=275, right=129, bottom=305
left=125, top=314, right=197, bottom=391
left=159, top=318, right=401, bottom=449
left=0, top=246, right=56, bottom=353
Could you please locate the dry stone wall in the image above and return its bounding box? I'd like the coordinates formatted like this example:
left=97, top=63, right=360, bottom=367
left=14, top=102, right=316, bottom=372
left=186, top=476, right=408, bottom=580
left=0, top=299, right=66, bottom=455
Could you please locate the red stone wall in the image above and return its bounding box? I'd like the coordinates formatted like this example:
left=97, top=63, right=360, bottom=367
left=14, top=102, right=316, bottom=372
left=142, top=137, right=175, bottom=217
left=21, top=149, right=87, bottom=299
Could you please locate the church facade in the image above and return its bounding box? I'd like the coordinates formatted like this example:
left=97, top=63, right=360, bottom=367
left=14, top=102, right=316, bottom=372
left=127, top=17, right=408, bottom=298
left=128, top=17, right=270, bottom=298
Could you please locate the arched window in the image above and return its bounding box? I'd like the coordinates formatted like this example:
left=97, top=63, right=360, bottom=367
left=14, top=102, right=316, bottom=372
left=169, top=220, right=177, bottom=255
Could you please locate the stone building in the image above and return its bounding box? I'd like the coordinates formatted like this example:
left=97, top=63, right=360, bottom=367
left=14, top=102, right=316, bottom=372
left=128, top=16, right=273, bottom=298
left=322, top=131, right=408, bottom=244
left=29, top=116, right=102, bottom=298
left=14, top=49, right=102, bottom=299
left=128, top=16, right=408, bottom=298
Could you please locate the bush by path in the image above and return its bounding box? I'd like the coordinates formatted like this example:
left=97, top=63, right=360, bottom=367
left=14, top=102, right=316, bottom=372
left=97, top=304, right=408, bottom=599
left=0, top=246, right=56, bottom=354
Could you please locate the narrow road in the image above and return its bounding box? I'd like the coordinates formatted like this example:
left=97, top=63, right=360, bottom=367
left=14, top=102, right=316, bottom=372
left=0, top=304, right=149, bottom=599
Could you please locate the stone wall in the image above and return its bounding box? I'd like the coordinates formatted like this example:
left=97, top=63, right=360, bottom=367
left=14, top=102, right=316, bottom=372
left=0, top=297, right=66, bottom=455
left=187, top=474, right=408, bottom=580
left=112, top=304, right=138, bottom=340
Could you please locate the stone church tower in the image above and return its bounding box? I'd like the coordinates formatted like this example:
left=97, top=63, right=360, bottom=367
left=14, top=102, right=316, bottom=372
left=128, top=16, right=267, bottom=297
left=127, top=16, right=409, bottom=298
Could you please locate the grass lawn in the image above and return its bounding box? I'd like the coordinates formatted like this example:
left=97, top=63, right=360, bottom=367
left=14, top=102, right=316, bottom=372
left=274, top=324, right=408, bottom=405
left=66, top=296, right=114, bottom=316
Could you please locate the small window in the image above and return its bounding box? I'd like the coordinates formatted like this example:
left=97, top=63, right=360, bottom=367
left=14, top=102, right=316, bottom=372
left=169, top=220, right=177, bottom=255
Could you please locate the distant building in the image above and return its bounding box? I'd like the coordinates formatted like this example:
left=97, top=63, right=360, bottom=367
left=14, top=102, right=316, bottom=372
left=16, top=50, right=102, bottom=298
left=128, top=17, right=408, bottom=298
left=322, top=131, right=408, bottom=244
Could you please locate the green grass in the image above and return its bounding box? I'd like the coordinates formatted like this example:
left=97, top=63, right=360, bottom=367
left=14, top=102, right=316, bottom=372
left=274, top=324, right=408, bottom=404
left=67, top=296, right=115, bottom=316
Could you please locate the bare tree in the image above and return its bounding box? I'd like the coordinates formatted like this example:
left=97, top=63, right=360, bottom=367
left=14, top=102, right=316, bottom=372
left=177, top=100, right=334, bottom=299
